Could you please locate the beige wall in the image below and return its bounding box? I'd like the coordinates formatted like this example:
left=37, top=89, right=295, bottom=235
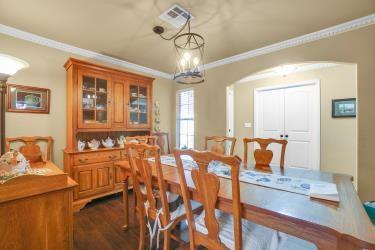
left=175, top=25, right=375, bottom=201
left=233, top=64, right=357, bottom=186
left=0, top=34, right=174, bottom=168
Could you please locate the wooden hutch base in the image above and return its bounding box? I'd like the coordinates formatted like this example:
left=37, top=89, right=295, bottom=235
left=63, top=58, right=153, bottom=211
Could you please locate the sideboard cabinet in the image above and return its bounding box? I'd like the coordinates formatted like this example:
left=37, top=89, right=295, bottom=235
left=63, top=58, right=153, bottom=211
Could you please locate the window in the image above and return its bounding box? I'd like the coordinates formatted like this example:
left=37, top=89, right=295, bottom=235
left=177, top=89, right=194, bottom=149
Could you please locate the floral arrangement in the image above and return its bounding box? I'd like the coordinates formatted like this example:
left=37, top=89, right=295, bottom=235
left=0, top=151, right=51, bottom=184
left=0, top=151, right=29, bottom=183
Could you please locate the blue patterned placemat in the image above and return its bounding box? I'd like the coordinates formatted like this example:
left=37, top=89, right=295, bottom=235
left=149, top=155, right=335, bottom=196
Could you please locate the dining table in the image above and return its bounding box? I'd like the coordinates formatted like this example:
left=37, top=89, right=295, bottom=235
left=115, top=158, right=375, bottom=250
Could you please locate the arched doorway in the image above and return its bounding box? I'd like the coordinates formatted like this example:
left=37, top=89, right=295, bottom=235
left=229, top=61, right=358, bottom=187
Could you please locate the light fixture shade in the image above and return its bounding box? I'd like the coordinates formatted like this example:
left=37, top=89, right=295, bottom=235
left=0, top=54, right=29, bottom=81
left=275, top=65, right=297, bottom=76
left=173, top=32, right=205, bottom=84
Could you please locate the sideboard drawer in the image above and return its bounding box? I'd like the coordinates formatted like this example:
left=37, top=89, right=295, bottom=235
left=73, top=151, right=121, bottom=165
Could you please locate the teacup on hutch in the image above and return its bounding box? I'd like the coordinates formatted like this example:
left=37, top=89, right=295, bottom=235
left=88, top=139, right=100, bottom=150
left=117, top=136, right=126, bottom=148
left=77, top=140, right=86, bottom=152
left=102, top=137, right=115, bottom=148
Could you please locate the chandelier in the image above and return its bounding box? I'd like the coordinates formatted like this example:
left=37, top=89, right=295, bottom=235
left=153, top=15, right=205, bottom=84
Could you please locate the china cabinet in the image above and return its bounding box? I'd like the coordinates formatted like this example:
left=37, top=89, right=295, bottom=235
left=63, top=58, right=153, bottom=211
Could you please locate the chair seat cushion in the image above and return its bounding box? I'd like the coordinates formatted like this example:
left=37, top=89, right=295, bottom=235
left=170, top=200, right=201, bottom=221
left=166, top=192, right=179, bottom=203
left=195, top=210, right=287, bottom=250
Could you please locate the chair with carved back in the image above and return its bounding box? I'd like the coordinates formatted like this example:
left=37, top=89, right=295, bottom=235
left=126, top=135, right=157, bottom=145
left=126, top=135, right=158, bottom=161
left=174, top=149, right=285, bottom=250
left=5, top=136, right=53, bottom=166
left=151, top=132, right=171, bottom=155
left=126, top=143, right=201, bottom=250
left=243, top=138, right=288, bottom=169
left=124, top=136, right=157, bottom=219
left=204, top=136, right=237, bottom=156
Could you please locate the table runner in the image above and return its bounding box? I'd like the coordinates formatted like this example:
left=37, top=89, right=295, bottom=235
left=149, top=155, right=338, bottom=197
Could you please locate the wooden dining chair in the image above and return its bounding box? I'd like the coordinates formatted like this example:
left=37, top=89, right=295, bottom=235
left=204, top=136, right=237, bottom=156
left=243, top=138, right=288, bottom=168
left=174, top=149, right=284, bottom=250
left=126, top=143, right=201, bottom=250
left=151, top=132, right=171, bottom=155
left=5, top=136, right=53, bottom=165
left=124, top=135, right=158, bottom=217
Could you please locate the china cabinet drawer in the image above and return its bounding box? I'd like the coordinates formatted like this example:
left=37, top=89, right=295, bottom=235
left=73, top=151, right=121, bottom=165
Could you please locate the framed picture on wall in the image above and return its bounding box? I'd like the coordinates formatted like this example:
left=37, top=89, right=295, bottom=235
left=332, top=98, right=356, bottom=118
left=6, top=84, right=50, bottom=114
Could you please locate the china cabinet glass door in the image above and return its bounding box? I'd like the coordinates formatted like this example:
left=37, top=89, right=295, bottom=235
left=128, top=83, right=150, bottom=128
left=78, top=70, right=111, bottom=128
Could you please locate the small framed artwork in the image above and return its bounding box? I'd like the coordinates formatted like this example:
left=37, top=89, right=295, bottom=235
left=6, top=84, right=50, bottom=114
left=332, top=98, right=356, bottom=118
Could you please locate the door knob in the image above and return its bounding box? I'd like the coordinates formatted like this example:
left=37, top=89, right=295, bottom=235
left=280, top=135, right=284, bottom=138
left=285, top=135, right=289, bottom=138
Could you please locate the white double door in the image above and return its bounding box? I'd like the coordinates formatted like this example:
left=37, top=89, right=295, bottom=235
left=254, top=81, right=320, bottom=170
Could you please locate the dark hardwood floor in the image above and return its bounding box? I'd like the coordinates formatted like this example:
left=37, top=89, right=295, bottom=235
left=73, top=191, right=186, bottom=250
left=74, top=191, right=315, bottom=250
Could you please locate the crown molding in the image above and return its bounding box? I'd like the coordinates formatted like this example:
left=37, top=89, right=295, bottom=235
left=236, top=62, right=338, bottom=84
left=0, top=24, right=172, bottom=79
left=204, top=14, right=375, bottom=70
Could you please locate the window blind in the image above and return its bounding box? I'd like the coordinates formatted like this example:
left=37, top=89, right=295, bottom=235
left=177, top=89, right=194, bottom=149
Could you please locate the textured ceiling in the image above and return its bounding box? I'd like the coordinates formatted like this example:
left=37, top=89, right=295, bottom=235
left=0, top=0, right=374, bottom=72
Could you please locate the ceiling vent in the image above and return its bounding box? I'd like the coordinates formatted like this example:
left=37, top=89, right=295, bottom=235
left=159, top=4, right=194, bottom=28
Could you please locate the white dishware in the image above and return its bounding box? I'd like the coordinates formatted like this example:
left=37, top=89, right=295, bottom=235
left=154, top=101, right=160, bottom=109
left=154, top=125, right=161, bottom=132
left=117, top=136, right=126, bottom=148
left=77, top=140, right=86, bottom=152
left=88, top=139, right=100, bottom=150
left=102, top=137, right=115, bottom=148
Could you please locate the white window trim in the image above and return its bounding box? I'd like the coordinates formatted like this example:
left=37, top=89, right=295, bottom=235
left=176, top=88, right=194, bottom=149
